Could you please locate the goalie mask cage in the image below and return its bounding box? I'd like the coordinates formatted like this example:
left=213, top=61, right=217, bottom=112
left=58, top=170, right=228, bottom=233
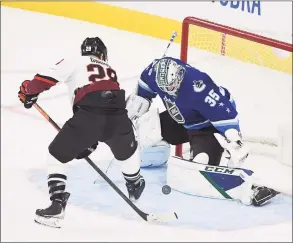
left=175, top=16, right=292, bottom=158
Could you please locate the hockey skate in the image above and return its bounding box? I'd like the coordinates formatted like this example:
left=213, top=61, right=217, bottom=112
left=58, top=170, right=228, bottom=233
left=251, top=185, right=279, bottom=206
left=34, top=192, right=70, bottom=228
left=126, top=175, right=145, bottom=202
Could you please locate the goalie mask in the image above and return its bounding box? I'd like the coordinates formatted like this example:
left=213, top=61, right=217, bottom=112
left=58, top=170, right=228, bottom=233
left=154, top=58, right=185, bottom=96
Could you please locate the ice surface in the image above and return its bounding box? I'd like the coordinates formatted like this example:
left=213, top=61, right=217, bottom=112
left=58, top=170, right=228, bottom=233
left=1, top=6, right=292, bottom=242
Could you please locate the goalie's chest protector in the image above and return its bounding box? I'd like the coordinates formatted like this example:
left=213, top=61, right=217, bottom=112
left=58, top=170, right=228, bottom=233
left=156, top=83, right=206, bottom=126
left=162, top=95, right=186, bottom=124
left=143, top=63, right=207, bottom=126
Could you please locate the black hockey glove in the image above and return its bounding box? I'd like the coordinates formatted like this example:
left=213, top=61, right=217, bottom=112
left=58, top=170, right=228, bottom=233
left=18, top=80, right=39, bottom=109
left=76, top=143, right=98, bottom=159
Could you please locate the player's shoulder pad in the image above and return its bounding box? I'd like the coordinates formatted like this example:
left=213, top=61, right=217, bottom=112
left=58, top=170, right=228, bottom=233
left=79, top=55, right=112, bottom=67
left=188, top=70, right=215, bottom=95
left=54, top=55, right=81, bottom=68
left=140, top=59, right=158, bottom=79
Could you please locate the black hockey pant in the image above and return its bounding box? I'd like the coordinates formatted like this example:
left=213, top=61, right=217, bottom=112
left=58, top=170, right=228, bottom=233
left=48, top=108, right=137, bottom=163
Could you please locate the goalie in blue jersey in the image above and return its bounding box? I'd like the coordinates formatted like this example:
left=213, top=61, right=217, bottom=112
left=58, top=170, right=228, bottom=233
left=126, top=56, right=279, bottom=206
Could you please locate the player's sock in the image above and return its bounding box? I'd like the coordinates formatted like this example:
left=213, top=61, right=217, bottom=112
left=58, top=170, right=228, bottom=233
left=47, top=173, right=67, bottom=200
left=251, top=185, right=279, bottom=206
left=120, top=149, right=145, bottom=201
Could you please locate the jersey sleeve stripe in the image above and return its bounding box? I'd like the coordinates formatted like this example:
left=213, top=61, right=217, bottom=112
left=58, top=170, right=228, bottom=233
left=35, top=74, right=59, bottom=85
left=138, top=79, right=156, bottom=94
left=211, top=115, right=239, bottom=127
left=183, top=120, right=210, bottom=129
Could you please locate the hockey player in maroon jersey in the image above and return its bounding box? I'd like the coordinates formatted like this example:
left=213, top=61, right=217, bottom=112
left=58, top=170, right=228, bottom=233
left=18, top=37, right=145, bottom=228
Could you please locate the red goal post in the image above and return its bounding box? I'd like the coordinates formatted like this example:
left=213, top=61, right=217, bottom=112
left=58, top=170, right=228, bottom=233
left=175, top=16, right=293, bottom=158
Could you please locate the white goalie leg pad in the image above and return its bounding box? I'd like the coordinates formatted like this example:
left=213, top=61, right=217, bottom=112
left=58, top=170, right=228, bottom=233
left=167, top=156, right=254, bottom=205
left=140, top=140, right=171, bottom=168
left=278, top=122, right=292, bottom=167
left=126, top=93, right=150, bottom=121
left=136, top=108, right=163, bottom=148
left=192, top=152, right=209, bottom=164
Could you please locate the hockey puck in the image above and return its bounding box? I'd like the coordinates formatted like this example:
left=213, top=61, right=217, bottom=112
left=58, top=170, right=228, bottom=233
left=162, top=185, right=171, bottom=195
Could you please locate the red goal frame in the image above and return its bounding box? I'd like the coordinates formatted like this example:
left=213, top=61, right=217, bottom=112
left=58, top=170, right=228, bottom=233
left=175, top=16, right=293, bottom=157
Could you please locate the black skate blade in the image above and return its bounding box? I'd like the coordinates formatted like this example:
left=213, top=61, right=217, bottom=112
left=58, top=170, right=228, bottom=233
left=34, top=215, right=63, bottom=228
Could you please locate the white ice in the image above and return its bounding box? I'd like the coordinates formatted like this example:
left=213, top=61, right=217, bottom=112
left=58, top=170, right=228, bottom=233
left=1, top=7, right=292, bottom=242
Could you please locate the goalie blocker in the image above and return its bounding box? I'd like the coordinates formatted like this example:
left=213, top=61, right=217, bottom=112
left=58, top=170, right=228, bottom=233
left=167, top=156, right=279, bottom=206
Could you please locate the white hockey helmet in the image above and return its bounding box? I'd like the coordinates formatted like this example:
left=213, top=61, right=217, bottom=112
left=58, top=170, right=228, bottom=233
left=155, top=58, right=185, bottom=96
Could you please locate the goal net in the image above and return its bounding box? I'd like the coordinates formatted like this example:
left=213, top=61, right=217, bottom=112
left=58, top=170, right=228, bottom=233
left=176, top=17, right=292, bottom=161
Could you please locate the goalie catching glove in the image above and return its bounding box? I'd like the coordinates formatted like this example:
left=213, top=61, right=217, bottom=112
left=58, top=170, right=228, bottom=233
left=214, top=129, right=249, bottom=168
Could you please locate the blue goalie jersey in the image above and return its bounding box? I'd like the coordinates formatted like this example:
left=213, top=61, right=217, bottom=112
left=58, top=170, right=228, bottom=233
left=137, top=57, right=240, bottom=136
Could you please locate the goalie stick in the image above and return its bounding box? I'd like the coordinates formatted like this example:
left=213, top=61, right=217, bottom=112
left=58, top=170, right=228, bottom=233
left=162, top=31, right=178, bottom=57
left=19, top=94, right=178, bottom=223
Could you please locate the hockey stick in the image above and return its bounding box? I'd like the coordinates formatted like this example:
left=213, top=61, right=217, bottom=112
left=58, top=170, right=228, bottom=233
left=22, top=98, right=178, bottom=223
left=162, top=31, right=178, bottom=57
